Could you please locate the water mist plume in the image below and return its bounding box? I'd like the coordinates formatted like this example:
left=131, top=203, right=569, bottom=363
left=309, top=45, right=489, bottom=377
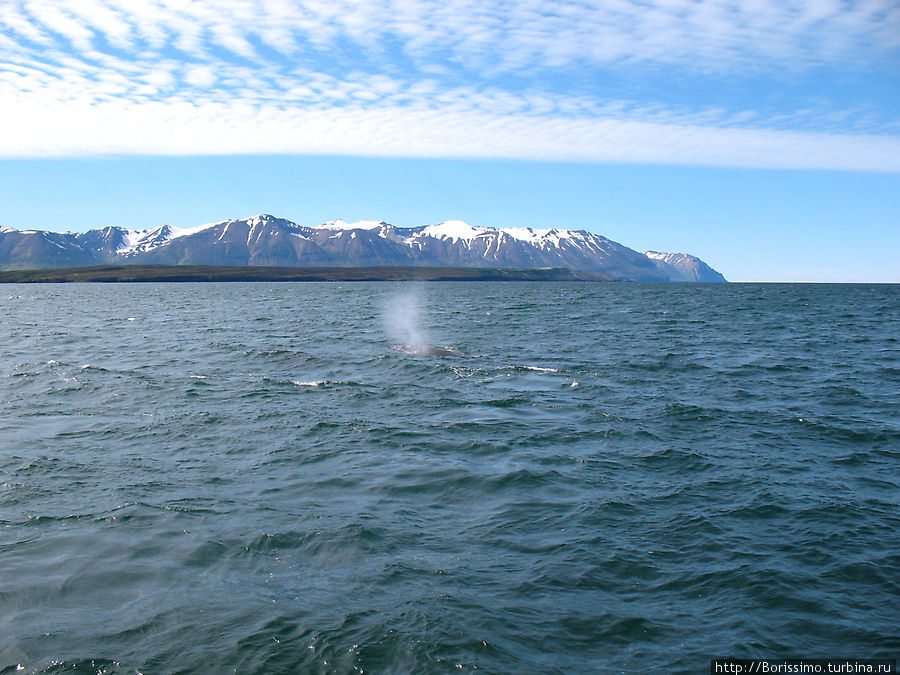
left=383, top=286, right=430, bottom=353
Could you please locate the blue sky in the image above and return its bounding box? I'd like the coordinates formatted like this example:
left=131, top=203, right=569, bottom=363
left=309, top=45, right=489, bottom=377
left=1, top=0, right=898, bottom=281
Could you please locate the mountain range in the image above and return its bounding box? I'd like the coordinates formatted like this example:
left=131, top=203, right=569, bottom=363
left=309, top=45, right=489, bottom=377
left=0, top=215, right=726, bottom=281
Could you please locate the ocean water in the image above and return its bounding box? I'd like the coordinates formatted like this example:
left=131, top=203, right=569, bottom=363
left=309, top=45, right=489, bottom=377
left=1, top=282, right=898, bottom=674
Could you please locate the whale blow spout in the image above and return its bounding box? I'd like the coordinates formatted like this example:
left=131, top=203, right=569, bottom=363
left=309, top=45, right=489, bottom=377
left=383, top=288, right=429, bottom=352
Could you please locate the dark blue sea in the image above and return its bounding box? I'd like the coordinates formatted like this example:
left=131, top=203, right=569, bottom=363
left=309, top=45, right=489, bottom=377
left=1, top=282, right=898, bottom=674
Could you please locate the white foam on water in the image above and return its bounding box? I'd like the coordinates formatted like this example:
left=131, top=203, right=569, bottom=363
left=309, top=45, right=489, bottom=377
left=521, top=365, right=559, bottom=373
left=292, top=380, right=327, bottom=387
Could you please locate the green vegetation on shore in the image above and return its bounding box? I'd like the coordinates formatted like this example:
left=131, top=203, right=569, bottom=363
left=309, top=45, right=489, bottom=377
left=0, top=264, right=609, bottom=283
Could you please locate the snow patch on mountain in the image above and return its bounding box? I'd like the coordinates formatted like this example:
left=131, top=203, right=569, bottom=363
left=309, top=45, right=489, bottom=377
left=117, top=221, right=219, bottom=256
left=118, top=228, right=158, bottom=254
left=644, top=250, right=727, bottom=282
left=503, top=227, right=561, bottom=245
left=407, top=221, right=595, bottom=249
left=415, top=220, right=486, bottom=242
left=173, top=221, right=219, bottom=239
left=645, top=251, right=689, bottom=265
left=320, top=219, right=386, bottom=231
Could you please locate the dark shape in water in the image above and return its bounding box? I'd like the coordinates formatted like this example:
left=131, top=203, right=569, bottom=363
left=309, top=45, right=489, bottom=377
left=391, top=344, right=464, bottom=358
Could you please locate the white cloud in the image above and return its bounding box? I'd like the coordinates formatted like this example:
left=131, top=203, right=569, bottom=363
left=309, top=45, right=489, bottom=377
left=2, top=94, right=898, bottom=171
left=4, top=0, right=898, bottom=73
left=0, top=0, right=898, bottom=167
left=23, top=2, right=95, bottom=51
left=63, top=0, right=134, bottom=49
left=183, top=64, right=218, bottom=88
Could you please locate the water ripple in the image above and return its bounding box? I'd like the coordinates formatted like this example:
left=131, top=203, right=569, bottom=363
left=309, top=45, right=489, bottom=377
left=1, top=282, right=897, bottom=673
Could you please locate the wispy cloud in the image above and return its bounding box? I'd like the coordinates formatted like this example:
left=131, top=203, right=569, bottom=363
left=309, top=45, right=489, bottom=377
left=4, top=95, right=898, bottom=171
left=1, top=0, right=898, bottom=168
left=5, top=0, right=895, bottom=72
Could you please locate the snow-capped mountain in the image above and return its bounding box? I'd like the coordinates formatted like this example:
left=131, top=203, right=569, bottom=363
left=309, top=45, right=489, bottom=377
left=644, top=251, right=727, bottom=282
left=0, top=215, right=726, bottom=281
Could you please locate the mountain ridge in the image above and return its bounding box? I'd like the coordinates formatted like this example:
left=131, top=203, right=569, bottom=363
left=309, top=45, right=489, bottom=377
left=0, top=214, right=726, bottom=282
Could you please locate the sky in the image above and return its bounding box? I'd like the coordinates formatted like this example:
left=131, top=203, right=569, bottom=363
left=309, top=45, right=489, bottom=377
left=0, top=0, right=898, bottom=281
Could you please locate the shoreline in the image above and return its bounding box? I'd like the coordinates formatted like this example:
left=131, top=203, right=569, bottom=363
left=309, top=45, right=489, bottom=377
left=0, top=264, right=613, bottom=283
